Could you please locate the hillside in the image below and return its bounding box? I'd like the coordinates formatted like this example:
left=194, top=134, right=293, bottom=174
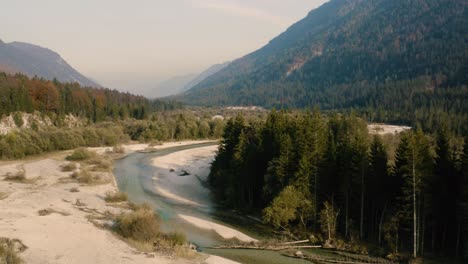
left=0, top=40, right=99, bottom=87
left=181, top=0, right=468, bottom=133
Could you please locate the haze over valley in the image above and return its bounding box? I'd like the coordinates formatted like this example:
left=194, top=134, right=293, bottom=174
left=0, top=1, right=467, bottom=264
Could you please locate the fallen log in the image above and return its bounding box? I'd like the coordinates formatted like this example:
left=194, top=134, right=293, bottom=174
left=208, top=244, right=322, bottom=251
left=279, top=239, right=310, bottom=245
left=284, top=252, right=398, bottom=264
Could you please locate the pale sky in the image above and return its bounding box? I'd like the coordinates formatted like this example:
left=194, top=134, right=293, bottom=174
left=1, top=0, right=328, bottom=94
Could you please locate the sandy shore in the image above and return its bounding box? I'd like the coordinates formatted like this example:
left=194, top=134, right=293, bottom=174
left=179, top=215, right=258, bottom=243
left=89, top=140, right=216, bottom=155
left=0, top=141, right=229, bottom=264
left=150, top=146, right=257, bottom=244
left=151, top=145, right=217, bottom=207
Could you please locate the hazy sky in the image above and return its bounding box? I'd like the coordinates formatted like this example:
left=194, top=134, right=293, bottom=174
left=1, top=0, right=328, bottom=94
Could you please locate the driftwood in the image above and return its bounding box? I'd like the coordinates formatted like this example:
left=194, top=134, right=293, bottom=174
left=284, top=251, right=399, bottom=264
left=279, top=239, right=310, bottom=245
left=208, top=244, right=321, bottom=251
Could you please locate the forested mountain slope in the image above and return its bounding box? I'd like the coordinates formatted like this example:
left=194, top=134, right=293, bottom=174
left=182, top=0, right=468, bottom=134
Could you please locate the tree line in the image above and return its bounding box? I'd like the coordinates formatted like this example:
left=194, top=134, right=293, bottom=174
left=0, top=110, right=228, bottom=160
left=0, top=72, right=182, bottom=121
left=209, top=110, right=467, bottom=260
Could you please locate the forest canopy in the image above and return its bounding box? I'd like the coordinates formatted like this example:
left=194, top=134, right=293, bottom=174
left=209, top=110, right=467, bottom=259
left=0, top=72, right=182, bottom=121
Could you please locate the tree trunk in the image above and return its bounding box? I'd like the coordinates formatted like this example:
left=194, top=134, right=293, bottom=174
left=378, top=201, right=387, bottom=245
left=314, top=133, right=319, bottom=232
left=328, top=209, right=332, bottom=240
left=456, top=217, right=461, bottom=257
left=412, top=147, right=417, bottom=258
left=360, top=162, right=365, bottom=240
left=417, top=195, right=422, bottom=253
left=396, top=229, right=399, bottom=254
left=345, top=191, right=349, bottom=238
left=421, top=212, right=426, bottom=255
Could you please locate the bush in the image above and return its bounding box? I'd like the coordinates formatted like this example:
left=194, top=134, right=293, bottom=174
left=114, top=207, right=160, bottom=242
left=4, top=169, right=26, bottom=183
left=61, top=163, right=77, bottom=172
left=88, top=157, right=112, bottom=171
left=166, top=232, right=186, bottom=246
left=112, top=145, right=125, bottom=154
left=104, top=191, right=128, bottom=203
left=128, top=202, right=152, bottom=212
left=71, top=169, right=101, bottom=184
left=12, top=112, right=24, bottom=128
left=49, top=129, right=84, bottom=150
left=0, top=238, right=23, bottom=264
left=66, top=148, right=93, bottom=161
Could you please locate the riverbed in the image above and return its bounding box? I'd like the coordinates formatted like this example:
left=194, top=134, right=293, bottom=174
left=113, top=142, right=312, bottom=264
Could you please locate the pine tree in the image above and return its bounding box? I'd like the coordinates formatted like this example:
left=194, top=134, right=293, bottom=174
left=368, top=135, right=390, bottom=244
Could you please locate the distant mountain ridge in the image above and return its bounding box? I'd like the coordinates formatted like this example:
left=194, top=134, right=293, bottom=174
left=142, top=74, right=197, bottom=98
left=183, top=61, right=230, bottom=92
left=144, top=61, right=230, bottom=98
left=0, top=39, right=99, bottom=87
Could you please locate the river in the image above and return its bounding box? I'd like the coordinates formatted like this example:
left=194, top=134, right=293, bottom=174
left=113, top=142, right=312, bottom=264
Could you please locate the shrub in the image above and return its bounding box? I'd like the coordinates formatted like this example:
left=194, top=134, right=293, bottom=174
left=12, top=112, right=24, bottom=128
left=112, top=145, right=125, bottom=154
left=0, top=238, right=23, bottom=264
left=4, top=169, right=26, bottom=183
left=71, top=169, right=101, bottom=184
left=49, top=129, right=84, bottom=150
left=61, top=163, right=77, bottom=172
left=66, top=148, right=93, bottom=161
left=89, top=157, right=112, bottom=171
left=114, top=208, right=160, bottom=242
left=173, top=244, right=197, bottom=259
left=128, top=202, right=152, bottom=212
left=104, top=191, right=128, bottom=203
left=166, top=232, right=186, bottom=246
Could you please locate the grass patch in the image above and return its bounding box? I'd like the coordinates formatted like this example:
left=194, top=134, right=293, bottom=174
left=61, top=163, right=77, bottom=172
left=66, top=148, right=94, bottom=161
left=104, top=191, right=128, bottom=203
left=112, top=145, right=125, bottom=154
left=70, top=169, right=107, bottom=185
left=0, top=238, right=25, bottom=264
left=3, top=168, right=36, bottom=184
left=88, top=157, right=112, bottom=172
left=114, top=207, right=160, bottom=242
left=3, top=169, right=26, bottom=183
left=158, top=232, right=186, bottom=247
left=112, top=204, right=195, bottom=258
left=128, top=202, right=152, bottom=211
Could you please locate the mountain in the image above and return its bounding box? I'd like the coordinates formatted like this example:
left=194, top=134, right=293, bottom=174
left=0, top=40, right=99, bottom=87
left=181, top=0, right=467, bottom=119
left=143, top=74, right=197, bottom=98
left=183, top=61, right=230, bottom=91
left=144, top=61, right=230, bottom=98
